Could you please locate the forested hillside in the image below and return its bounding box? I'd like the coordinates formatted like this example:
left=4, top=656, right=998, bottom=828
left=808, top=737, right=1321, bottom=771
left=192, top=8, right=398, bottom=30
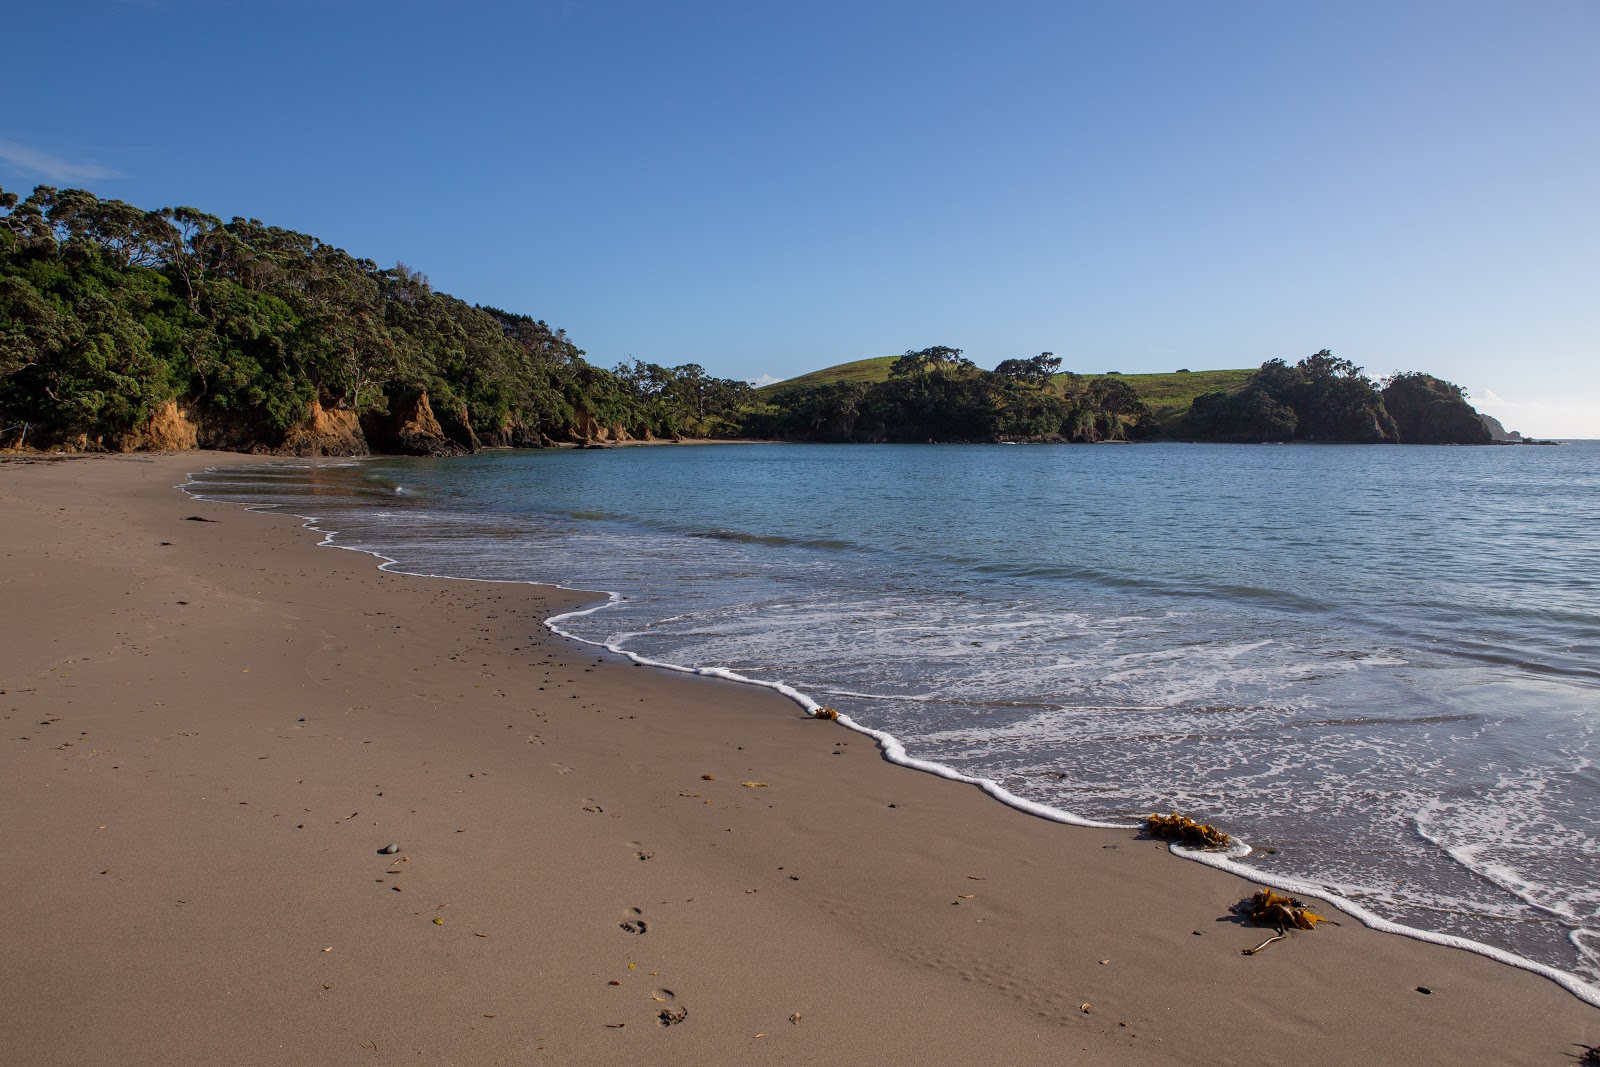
left=747, top=349, right=1153, bottom=442
left=1183, top=351, right=1492, bottom=444
left=0, top=184, right=1505, bottom=453
left=0, top=185, right=752, bottom=453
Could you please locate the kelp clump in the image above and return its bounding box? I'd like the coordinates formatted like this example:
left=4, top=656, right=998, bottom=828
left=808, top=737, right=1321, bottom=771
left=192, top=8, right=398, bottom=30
left=1238, top=888, right=1330, bottom=931
left=1145, top=812, right=1231, bottom=850
left=813, top=706, right=839, bottom=720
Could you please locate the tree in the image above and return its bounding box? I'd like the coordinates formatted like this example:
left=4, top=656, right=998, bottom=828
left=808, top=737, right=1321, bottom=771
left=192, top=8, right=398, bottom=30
left=993, top=352, right=1061, bottom=387
left=1186, top=387, right=1298, bottom=442
left=890, top=345, right=974, bottom=378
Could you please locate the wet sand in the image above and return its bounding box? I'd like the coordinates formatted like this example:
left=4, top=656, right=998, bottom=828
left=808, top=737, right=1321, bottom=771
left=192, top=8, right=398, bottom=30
left=1, top=451, right=1594, bottom=1065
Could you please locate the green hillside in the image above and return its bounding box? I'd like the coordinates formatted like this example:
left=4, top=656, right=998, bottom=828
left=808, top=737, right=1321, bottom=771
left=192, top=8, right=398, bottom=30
left=757, top=356, right=898, bottom=393
left=758, top=359, right=1255, bottom=430
left=1097, top=368, right=1256, bottom=430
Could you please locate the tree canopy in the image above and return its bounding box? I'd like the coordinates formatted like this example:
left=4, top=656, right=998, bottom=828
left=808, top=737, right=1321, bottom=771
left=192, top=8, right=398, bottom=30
left=751, top=346, right=1151, bottom=443
left=0, top=183, right=750, bottom=451
left=1184, top=352, right=1488, bottom=444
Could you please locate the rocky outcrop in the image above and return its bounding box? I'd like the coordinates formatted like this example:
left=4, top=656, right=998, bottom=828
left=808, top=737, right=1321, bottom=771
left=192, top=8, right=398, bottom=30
left=1478, top=413, right=1524, bottom=443
left=568, top=407, right=633, bottom=444
left=117, top=399, right=199, bottom=452
left=360, top=389, right=469, bottom=456
left=477, top=417, right=546, bottom=449
left=279, top=399, right=369, bottom=456
left=1381, top=374, right=1492, bottom=444
left=431, top=399, right=481, bottom=453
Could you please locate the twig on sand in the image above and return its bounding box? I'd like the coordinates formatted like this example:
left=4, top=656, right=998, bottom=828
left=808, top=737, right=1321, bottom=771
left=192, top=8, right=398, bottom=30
left=1242, top=933, right=1286, bottom=956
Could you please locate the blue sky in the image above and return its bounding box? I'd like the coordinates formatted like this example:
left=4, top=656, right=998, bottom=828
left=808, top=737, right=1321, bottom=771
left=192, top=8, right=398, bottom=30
left=3, top=1, right=1596, bottom=435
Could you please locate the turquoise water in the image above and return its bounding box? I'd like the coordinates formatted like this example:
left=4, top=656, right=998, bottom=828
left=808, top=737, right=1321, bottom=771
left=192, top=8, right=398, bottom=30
left=188, top=441, right=1600, bottom=996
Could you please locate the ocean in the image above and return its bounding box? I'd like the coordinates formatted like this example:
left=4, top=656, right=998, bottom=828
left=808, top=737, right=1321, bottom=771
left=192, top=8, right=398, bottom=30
left=186, top=440, right=1600, bottom=1002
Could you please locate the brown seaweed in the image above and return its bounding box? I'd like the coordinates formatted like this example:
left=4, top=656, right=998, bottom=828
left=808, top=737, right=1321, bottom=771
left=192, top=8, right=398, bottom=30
left=1144, top=812, right=1232, bottom=850
left=1237, top=887, right=1331, bottom=932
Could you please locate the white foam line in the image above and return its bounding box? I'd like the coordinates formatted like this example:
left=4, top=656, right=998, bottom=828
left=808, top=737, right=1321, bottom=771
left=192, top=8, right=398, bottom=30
left=178, top=464, right=1600, bottom=1010
left=812, top=687, right=1169, bottom=712
left=1175, top=848, right=1600, bottom=1006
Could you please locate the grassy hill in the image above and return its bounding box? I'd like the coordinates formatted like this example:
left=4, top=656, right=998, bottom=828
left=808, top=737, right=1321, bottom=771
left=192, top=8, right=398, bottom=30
left=757, top=359, right=1256, bottom=431
left=757, top=356, right=899, bottom=393
left=1100, top=368, right=1256, bottom=430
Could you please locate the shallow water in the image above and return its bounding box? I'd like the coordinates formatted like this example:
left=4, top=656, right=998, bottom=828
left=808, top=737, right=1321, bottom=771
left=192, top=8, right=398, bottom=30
left=188, top=440, right=1600, bottom=993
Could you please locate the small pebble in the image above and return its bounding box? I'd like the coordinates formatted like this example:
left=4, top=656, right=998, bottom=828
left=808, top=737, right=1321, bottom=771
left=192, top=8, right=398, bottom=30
left=1416, top=986, right=1432, bottom=995
left=379, top=844, right=400, bottom=855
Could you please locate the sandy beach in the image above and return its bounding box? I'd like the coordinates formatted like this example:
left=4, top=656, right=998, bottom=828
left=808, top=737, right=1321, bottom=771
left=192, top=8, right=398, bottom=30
left=1, top=451, right=1594, bottom=1066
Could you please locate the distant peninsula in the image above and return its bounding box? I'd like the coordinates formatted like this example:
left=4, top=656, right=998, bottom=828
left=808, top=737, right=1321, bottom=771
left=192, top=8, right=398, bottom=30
left=1, top=185, right=1527, bottom=455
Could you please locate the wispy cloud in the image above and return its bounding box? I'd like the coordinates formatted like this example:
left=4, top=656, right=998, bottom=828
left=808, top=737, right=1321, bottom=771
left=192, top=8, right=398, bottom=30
left=748, top=373, right=785, bottom=387
left=0, top=138, right=122, bottom=184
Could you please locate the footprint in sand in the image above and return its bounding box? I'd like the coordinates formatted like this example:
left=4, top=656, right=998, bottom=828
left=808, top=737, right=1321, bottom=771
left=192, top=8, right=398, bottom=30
left=550, top=763, right=572, bottom=774
left=653, top=989, right=686, bottom=1026
left=619, top=907, right=648, bottom=935
left=627, top=840, right=655, bottom=861
left=582, top=798, right=605, bottom=813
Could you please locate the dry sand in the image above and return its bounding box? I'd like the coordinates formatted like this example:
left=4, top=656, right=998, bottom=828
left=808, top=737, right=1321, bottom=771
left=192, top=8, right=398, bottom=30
left=1, top=451, right=1595, bottom=1066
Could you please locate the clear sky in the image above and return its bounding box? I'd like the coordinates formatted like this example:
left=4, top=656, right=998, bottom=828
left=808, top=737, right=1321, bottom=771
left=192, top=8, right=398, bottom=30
left=3, top=1, right=1596, bottom=436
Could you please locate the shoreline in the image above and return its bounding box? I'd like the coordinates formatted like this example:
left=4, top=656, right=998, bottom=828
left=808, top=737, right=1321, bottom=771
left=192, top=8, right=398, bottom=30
left=1, top=451, right=1595, bottom=1065
left=188, top=453, right=1600, bottom=1006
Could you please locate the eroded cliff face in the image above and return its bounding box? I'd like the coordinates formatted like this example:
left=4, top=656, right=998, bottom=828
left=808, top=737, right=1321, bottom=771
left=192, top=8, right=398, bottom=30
left=568, top=407, right=634, bottom=444
left=431, top=399, right=481, bottom=454
left=477, top=417, right=547, bottom=449
left=360, top=390, right=471, bottom=456
left=117, top=400, right=200, bottom=452
left=18, top=400, right=205, bottom=453
left=9, top=391, right=547, bottom=457
left=279, top=400, right=369, bottom=457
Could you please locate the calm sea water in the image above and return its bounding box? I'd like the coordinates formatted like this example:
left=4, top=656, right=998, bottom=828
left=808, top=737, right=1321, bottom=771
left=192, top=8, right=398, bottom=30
left=188, top=441, right=1600, bottom=997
